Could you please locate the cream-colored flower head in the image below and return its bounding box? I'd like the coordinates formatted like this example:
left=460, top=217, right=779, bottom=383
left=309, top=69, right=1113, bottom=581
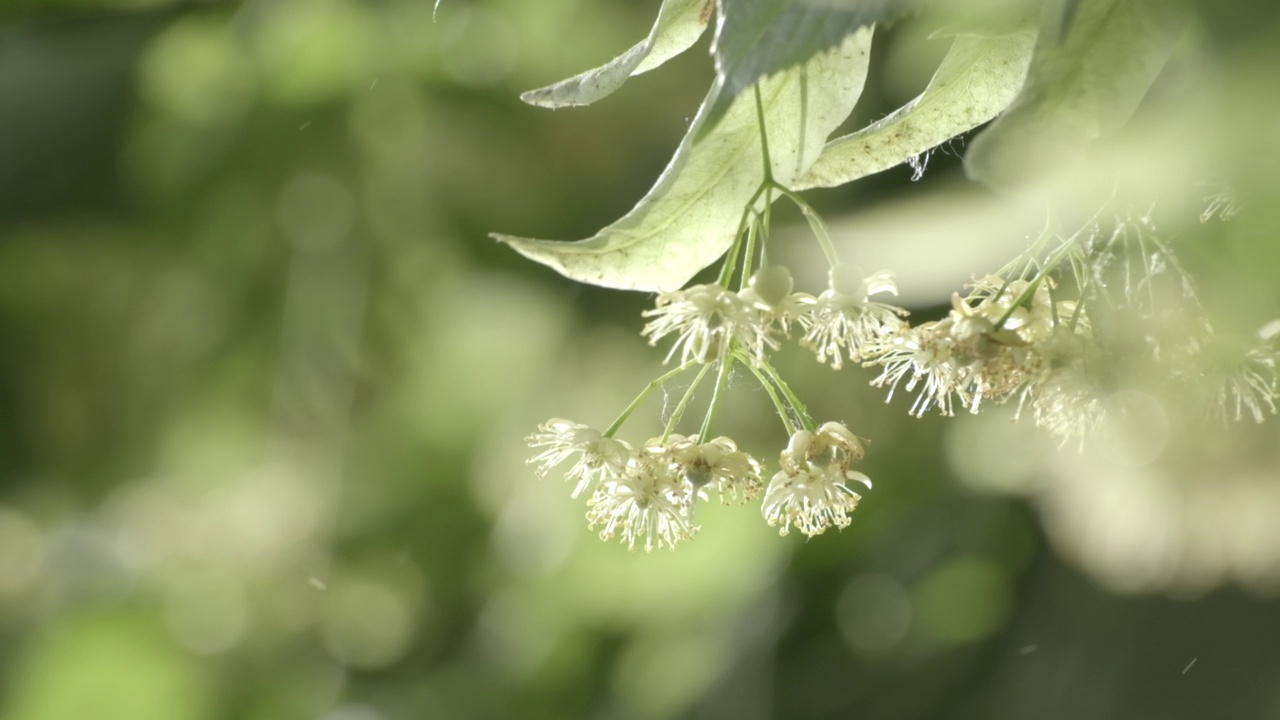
left=586, top=440, right=697, bottom=552
left=1206, top=319, right=1280, bottom=424
left=800, top=267, right=908, bottom=369
left=763, top=423, right=872, bottom=537
left=642, top=284, right=762, bottom=364
left=526, top=419, right=632, bottom=498
left=673, top=436, right=764, bottom=505
left=869, top=319, right=968, bottom=416
left=737, top=266, right=815, bottom=344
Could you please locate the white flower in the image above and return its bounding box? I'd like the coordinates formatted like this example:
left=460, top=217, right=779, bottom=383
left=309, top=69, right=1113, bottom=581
left=586, top=450, right=697, bottom=552
left=763, top=464, right=870, bottom=537
left=641, top=284, right=762, bottom=364
left=737, top=266, right=814, bottom=345
left=763, top=424, right=872, bottom=537
left=800, top=268, right=908, bottom=369
left=868, top=289, right=1056, bottom=415
left=526, top=419, right=631, bottom=498
left=869, top=319, right=969, bottom=416
left=1016, top=368, right=1106, bottom=448
left=673, top=436, right=763, bottom=505
left=1208, top=321, right=1280, bottom=424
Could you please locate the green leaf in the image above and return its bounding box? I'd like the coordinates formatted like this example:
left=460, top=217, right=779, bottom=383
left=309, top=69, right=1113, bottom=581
left=963, top=0, right=1189, bottom=191
left=796, top=30, right=1036, bottom=190
left=705, top=0, right=908, bottom=130
left=521, top=0, right=714, bottom=109
left=495, top=28, right=874, bottom=292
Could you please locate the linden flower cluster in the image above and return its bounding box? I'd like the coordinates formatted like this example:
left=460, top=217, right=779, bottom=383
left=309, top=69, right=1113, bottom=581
left=868, top=278, right=1063, bottom=417
left=642, top=264, right=908, bottom=370
left=762, top=423, right=872, bottom=536
left=528, top=418, right=872, bottom=550
left=526, top=183, right=891, bottom=551
left=859, top=213, right=1280, bottom=446
left=521, top=185, right=1279, bottom=552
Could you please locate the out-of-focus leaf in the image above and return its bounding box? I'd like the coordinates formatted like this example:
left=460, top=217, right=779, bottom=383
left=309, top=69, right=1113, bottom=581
left=495, top=29, right=874, bottom=292
left=521, top=0, right=714, bottom=108
left=797, top=30, right=1036, bottom=190
left=964, top=0, right=1189, bottom=191
left=704, top=0, right=908, bottom=130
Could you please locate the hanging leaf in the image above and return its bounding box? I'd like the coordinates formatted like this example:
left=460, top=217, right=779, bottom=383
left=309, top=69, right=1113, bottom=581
left=796, top=29, right=1036, bottom=190
left=704, top=0, right=910, bottom=131
left=495, top=28, right=875, bottom=292
left=964, top=0, right=1189, bottom=191
left=521, top=0, right=715, bottom=109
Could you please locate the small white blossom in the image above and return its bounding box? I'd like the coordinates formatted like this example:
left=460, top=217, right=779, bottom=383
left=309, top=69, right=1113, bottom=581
left=642, top=284, right=763, bottom=364
left=673, top=436, right=763, bottom=505
left=868, top=285, right=1057, bottom=416
left=800, top=268, right=908, bottom=369
left=762, top=465, right=870, bottom=537
left=1016, top=368, right=1106, bottom=448
left=763, top=423, right=872, bottom=537
left=869, top=319, right=969, bottom=416
left=1209, top=321, right=1280, bottom=423
left=526, top=419, right=631, bottom=498
left=737, top=266, right=814, bottom=344
left=586, top=444, right=697, bottom=552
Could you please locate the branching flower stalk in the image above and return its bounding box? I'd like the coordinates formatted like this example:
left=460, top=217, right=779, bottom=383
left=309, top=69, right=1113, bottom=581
left=525, top=83, right=885, bottom=550
left=858, top=201, right=1280, bottom=447
left=524, top=77, right=1280, bottom=551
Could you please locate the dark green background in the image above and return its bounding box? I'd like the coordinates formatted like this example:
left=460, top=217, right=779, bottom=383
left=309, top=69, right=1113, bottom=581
left=2, top=1, right=1279, bottom=718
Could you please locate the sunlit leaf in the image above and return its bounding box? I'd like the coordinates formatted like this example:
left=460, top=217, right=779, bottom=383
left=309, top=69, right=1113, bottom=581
left=495, top=28, right=874, bottom=292
left=704, top=0, right=909, bottom=129
left=795, top=30, right=1035, bottom=190
left=964, top=0, right=1189, bottom=191
left=521, top=0, right=714, bottom=108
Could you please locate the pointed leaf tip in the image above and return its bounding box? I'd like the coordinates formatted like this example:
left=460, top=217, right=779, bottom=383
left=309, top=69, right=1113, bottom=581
left=521, top=0, right=712, bottom=109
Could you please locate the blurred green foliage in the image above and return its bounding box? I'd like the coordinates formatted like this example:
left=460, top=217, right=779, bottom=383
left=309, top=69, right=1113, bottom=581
left=2, top=1, right=1280, bottom=719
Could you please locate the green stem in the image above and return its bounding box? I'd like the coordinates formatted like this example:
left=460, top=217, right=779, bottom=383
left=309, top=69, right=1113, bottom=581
left=1145, top=224, right=1206, bottom=314
left=716, top=220, right=746, bottom=288
left=721, top=181, right=771, bottom=288
left=1066, top=288, right=1087, bottom=334
left=662, top=362, right=713, bottom=440
left=605, top=361, right=696, bottom=437
left=739, top=214, right=760, bottom=290
left=1132, top=217, right=1159, bottom=311
left=698, top=350, right=735, bottom=441
left=773, top=184, right=839, bottom=268
left=753, top=357, right=815, bottom=432
left=761, top=185, right=774, bottom=257
left=994, top=234, right=1081, bottom=329
left=735, top=351, right=796, bottom=436
left=985, top=217, right=1057, bottom=309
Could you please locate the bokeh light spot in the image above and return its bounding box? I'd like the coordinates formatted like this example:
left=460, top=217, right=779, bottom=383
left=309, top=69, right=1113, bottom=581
left=914, top=555, right=1012, bottom=645
left=836, top=572, right=913, bottom=653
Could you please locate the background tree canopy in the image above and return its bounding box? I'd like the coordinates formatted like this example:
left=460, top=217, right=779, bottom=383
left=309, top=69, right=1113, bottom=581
left=1, top=1, right=1280, bottom=719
